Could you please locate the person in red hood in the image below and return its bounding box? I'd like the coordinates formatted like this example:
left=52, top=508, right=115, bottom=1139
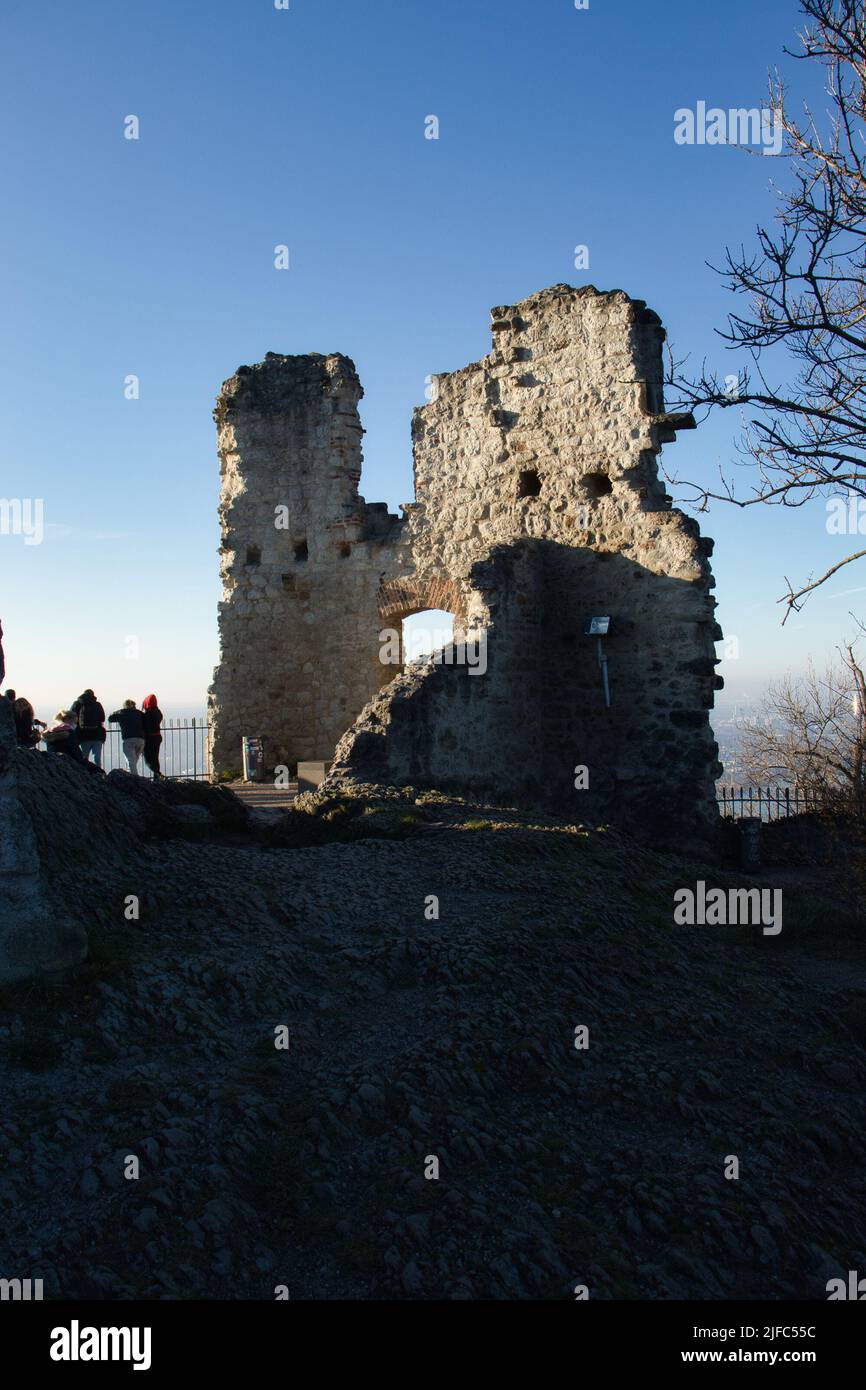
left=141, top=693, right=164, bottom=779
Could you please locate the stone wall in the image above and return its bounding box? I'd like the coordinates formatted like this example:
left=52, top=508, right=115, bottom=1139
left=210, top=284, right=723, bottom=838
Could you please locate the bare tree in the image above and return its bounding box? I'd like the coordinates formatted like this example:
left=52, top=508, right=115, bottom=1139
left=741, top=643, right=866, bottom=806
left=671, top=0, right=866, bottom=620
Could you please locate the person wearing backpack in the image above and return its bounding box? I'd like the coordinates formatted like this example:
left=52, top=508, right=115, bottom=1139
left=141, top=693, right=164, bottom=779
left=75, top=689, right=107, bottom=767
left=109, top=700, right=146, bottom=774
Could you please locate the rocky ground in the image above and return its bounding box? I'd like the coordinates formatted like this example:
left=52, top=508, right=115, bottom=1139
left=1, top=757, right=864, bottom=1300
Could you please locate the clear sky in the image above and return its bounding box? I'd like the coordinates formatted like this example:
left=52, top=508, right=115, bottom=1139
left=0, top=0, right=858, bottom=719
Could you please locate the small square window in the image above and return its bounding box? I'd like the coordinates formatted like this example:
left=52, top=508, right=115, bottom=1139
left=518, top=469, right=542, bottom=499
left=582, top=472, right=612, bottom=498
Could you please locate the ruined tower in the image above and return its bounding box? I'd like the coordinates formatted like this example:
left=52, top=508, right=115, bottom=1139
left=208, top=352, right=403, bottom=773
left=210, top=285, right=724, bottom=839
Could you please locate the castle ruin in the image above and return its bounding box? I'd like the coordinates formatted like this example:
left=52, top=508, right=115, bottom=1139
left=209, top=283, right=724, bottom=840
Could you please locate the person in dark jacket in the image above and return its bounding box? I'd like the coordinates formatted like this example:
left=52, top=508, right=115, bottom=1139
left=74, top=689, right=107, bottom=767
left=141, top=693, right=164, bottom=779
left=109, top=700, right=146, bottom=774
left=68, top=692, right=84, bottom=756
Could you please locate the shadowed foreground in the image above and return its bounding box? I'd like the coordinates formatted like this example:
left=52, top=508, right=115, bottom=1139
left=0, top=759, right=864, bottom=1299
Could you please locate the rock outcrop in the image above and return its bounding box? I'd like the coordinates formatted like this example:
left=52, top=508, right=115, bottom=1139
left=0, top=621, right=88, bottom=982
left=0, top=624, right=252, bottom=982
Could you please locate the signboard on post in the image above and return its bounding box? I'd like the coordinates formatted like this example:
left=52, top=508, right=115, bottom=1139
left=242, top=736, right=264, bottom=782
left=584, top=617, right=612, bottom=708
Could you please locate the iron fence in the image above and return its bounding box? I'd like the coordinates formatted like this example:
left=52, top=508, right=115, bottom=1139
left=94, top=717, right=211, bottom=782
left=717, top=785, right=823, bottom=821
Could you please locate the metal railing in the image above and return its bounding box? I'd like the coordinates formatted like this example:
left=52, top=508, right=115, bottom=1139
left=717, top=785, right=823, bottom=821
left=89, top=717, right=211, bottom=781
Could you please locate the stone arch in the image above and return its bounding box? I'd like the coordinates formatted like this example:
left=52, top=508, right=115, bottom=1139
left=377, top=576, right=466, bottom=626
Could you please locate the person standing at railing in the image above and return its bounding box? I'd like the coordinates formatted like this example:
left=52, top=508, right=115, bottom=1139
left=109, top=700, right=146, bottom=774
left=141, top=693, right=164, bottom=779
left=73, top=689, right=107, bottom=768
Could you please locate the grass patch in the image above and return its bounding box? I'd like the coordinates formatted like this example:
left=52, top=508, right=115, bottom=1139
left=105, top=1075, right=159, bottom=1113
left=774, top=893, right=865, bottom=958
left=245, top=1134, right=313, bottom=1230
left=3, top=1031, right=63, bottom=1071
left=841, top=995, right=866, bottom=1045
left=82, top=920, right=149, bottom=981
left=650, top=868, right=865, bottom=962
left=0, top=976, right=66, bottom=1024
left=335, top=1232, right=380, bottom=1273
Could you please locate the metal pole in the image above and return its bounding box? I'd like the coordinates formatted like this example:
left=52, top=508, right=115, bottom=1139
left=597, top=638, right=610, bottom=709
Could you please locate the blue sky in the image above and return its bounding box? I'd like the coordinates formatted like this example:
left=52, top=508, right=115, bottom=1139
left=0, top=0, right=859, bottom=717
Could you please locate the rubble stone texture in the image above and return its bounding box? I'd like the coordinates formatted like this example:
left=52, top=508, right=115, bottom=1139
left=210, top=284, right=723, bottom=839
left=1, top=787, right=863, bottom=1300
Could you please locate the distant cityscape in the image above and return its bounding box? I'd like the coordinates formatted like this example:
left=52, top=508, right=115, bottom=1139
left=713, top=695, right=762, bottom=787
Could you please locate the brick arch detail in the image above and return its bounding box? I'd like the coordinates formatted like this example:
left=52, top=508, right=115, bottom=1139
left=377, top=576, right=466, bottom=626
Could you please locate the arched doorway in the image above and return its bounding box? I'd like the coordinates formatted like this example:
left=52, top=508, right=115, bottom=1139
left=376, top=576, right=466, bottom=675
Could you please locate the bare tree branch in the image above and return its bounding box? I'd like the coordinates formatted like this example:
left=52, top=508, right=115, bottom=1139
left=669, top=1, right=866, bottom=615
left=779, top=545, right=866, bottom=619
left=740, top=639, right=866, bottom=809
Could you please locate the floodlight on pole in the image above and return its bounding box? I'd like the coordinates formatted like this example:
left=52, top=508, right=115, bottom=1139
left=584, top=616, right=611, bottom=709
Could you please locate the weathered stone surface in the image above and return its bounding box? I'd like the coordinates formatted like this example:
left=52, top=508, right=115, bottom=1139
left=208, top=353, right=402, bottom=775
left=297, top=761, right=330, bottom=796
left=209, top=284, right=723, bottom=839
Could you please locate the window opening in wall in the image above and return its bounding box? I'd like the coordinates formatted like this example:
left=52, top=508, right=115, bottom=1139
left=245, top=546, right=261, bottom=566
left=582, top=472, right=613, bottom=498
left=400, top=609, right=455, bottom=666
left=518, top=468, right=542, bottom=499
left=294, top=540, right=309, bottom=562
